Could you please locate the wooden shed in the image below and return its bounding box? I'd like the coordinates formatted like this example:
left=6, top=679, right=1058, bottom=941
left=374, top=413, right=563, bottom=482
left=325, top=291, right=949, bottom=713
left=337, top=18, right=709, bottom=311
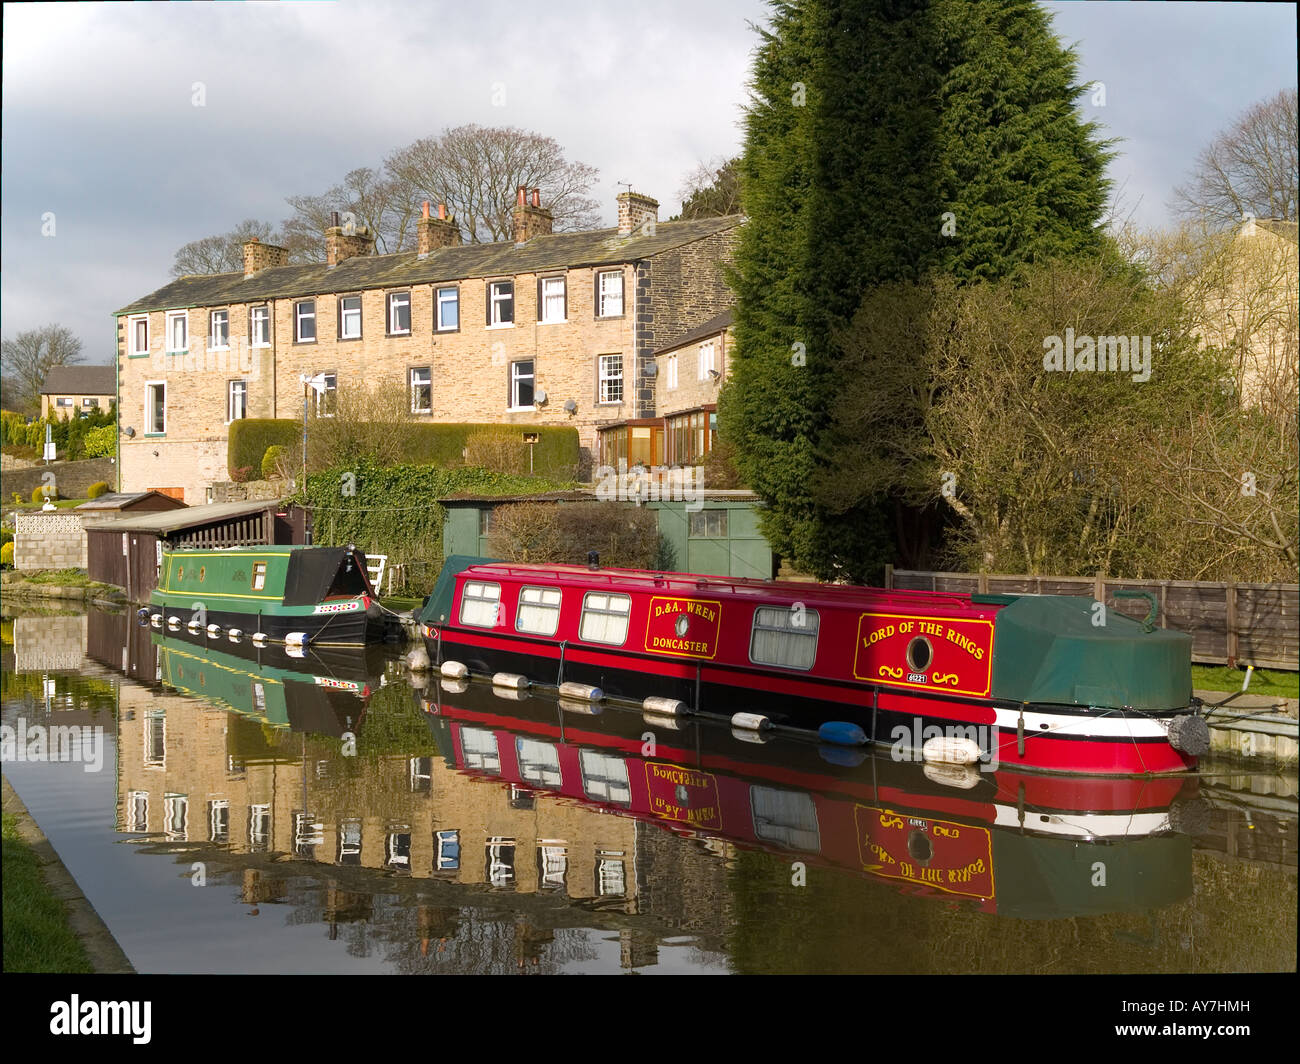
left=85, top=499, right=310, bottom=602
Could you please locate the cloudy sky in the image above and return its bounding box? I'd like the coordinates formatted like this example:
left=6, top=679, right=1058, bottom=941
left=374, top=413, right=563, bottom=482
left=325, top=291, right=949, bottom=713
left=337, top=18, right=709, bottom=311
left=2, top=1, right=1295, bottom=366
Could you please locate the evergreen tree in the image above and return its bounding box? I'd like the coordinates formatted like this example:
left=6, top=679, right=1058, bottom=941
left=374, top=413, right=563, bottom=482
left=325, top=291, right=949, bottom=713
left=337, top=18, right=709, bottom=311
left=722, top=0, right=1115, bottom=580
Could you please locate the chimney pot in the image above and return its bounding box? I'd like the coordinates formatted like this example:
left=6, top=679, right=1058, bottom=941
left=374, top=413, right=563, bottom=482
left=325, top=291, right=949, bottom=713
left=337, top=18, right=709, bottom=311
left=438, top=203, right=447, bottom=220
left=531, top=188, right=541, bottom=208
left=422, top=201, right=430, bottom=219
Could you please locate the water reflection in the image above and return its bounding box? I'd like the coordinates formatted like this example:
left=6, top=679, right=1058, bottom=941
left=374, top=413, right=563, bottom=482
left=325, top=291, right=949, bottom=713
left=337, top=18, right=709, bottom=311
left=1, top=605, right=1295, bottom=974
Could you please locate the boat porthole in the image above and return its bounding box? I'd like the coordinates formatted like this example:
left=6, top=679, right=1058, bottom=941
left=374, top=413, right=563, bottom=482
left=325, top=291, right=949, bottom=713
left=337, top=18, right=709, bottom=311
left=675, top=614, right=690, bottom=637
left=907, top=829, right=933, bottom=865
left=906, top=636, right=933, bottom=672
left=199, top=566, right=205, bottom=582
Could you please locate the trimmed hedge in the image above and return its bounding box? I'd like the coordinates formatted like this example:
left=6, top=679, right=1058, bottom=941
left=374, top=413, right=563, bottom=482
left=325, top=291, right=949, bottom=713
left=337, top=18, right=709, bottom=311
left=86, top=481, right=111, bottom=499
left=231, top=419, right=579, bottom=480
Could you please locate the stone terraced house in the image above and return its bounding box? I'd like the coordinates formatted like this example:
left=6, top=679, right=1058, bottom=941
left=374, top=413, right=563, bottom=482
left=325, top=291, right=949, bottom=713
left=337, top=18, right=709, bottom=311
left=114, top=190, right=741, bottom=502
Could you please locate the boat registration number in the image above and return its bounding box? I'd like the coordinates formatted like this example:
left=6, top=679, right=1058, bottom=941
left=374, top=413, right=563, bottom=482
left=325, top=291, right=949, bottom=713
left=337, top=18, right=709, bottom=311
left=313, top=602, right=359, bottom=614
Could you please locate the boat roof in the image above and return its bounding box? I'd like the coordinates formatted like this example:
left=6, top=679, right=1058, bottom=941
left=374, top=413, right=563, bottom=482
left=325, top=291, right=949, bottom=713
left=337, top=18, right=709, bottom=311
left=459, top=561, right=1000, bottom=615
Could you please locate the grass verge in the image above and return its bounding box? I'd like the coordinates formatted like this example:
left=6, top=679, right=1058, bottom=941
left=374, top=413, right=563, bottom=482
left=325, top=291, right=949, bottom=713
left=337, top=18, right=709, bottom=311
left=1, top=810, right=94, bottom=973
left=1191, top=664, right=1298, bottom=699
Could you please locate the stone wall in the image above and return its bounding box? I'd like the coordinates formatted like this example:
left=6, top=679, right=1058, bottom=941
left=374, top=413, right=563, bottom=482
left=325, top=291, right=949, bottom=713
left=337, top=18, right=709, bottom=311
left=14, top=511, right=90, bottom=569
left=211, top=479, right=287, bottom=503
left=13, top=614, right=87, bottom=672
left=1, top=458, right=115, bottom=501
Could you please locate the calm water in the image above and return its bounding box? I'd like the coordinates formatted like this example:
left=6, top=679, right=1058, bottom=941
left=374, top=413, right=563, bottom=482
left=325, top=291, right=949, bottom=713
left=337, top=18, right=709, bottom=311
left=2, top=605, right=1295, bottom=975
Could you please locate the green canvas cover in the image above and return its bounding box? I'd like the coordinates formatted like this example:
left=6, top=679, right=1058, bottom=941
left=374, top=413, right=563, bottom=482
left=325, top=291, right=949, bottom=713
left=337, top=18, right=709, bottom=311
left=417, top=555, right=503, bottom=626
left=990, top=595, right=1192, bottom=711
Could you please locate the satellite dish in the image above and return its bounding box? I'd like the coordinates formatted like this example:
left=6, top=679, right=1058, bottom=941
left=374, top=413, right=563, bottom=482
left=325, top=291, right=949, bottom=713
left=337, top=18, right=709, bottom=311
left=563, top=399, right=577, bottom=414
left=123, top=426, right=136, bottom=438
left=643, top=362, right=658, bottom=378
left=534, top=389, right=548, bottom=405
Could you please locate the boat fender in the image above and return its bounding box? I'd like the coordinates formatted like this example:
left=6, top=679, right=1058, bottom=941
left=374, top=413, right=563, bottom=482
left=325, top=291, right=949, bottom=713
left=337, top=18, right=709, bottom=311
left=136, top=607, right=150, bottom=619
left=1167, top=713, right=1210, bottom=758
left=922, top=735, right=982, bottom=765
left=440, top=677, right=469, bottom=694
left=251, top=633, right=268, bottom=646
left=405, top=647, right=431, bottom=672
left=227, top=629, right=243, bottom=642
left=440, top=660, right=469, bottom=680
left=492, top=672, right=530, bottom=691
left=818, top=721, right=867, bottom=746
left=923, top=762, right=980, bottom=789
left=558, top=681, right=603, bottom=703
left=285, top=632, right=310, bottom=647
left=559, top=697, right=603, bottom=716
left=731, top=712, right=771, bottom=732
left=186, top=621, right=202, bottom=633
left=643, top=696, right=688, bottom=717
left=167, top=617, right=181, bottom=630
left=642, top=711, right=684, bottom=730
left=731, top=726, right=769, bottom=745
left=150, top=615, right=163, bottom=628
left=206, top=623, right=222, bottom=637
left=818, top=745, right=867, bottom=768
left=285, top=644, right=306, bottom=659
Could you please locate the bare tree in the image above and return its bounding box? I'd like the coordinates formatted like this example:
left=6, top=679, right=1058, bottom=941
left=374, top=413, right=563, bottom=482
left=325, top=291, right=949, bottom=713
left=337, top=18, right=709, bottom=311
left=0, top=324, right=84, bottom=415
left=170, top=218, right=292, bottom=276
left=385, top=125, right=600, bottom=243
left=1174, top=89, right=1299, bottom=228
left=283, top=167, right=418, bottom=261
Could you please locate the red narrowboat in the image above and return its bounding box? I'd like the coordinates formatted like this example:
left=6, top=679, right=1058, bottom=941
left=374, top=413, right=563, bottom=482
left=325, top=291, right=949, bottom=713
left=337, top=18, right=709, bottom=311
left=416, top=556, right=1210, bottom=776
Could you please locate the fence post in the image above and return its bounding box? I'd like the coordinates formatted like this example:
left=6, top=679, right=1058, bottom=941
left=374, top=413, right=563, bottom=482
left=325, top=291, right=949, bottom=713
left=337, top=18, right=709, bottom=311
left=884, top=563, right=893, bottom=590
left=1226, top=583, right=1238, bottom=666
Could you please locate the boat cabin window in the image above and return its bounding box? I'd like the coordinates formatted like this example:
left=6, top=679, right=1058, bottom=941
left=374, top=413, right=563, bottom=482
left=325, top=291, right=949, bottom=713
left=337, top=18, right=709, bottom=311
left=750, top=786, right=821, bottom=852
left=750, top=605, right=820, bottom=670
left=579, top=592, right=632, bottom=646
left=459, top=727, right=500, bottom=774
left=251, top=562, right=267, bottom=590
left=459, top=581, right=503, bottom=627
left=516, top=585, right=562, bottom=636
left=579, top=750, right=631, bottom=806
left=516, top=738, right=562, bottom=788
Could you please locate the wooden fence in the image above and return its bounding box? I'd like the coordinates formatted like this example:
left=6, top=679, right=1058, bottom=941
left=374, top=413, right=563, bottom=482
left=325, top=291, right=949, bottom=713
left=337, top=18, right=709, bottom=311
left=885, top=567, right=1298, bottom=670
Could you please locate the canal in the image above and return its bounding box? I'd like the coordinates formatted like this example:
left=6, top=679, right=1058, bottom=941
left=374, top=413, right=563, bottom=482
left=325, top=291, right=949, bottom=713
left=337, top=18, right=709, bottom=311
left=2, top=604, right=1295, bottom=975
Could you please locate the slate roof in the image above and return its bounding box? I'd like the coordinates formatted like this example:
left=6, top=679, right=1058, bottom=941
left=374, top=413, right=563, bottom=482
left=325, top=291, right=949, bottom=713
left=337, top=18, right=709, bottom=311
left=74, top=491, right=187, bottom=512
left=82, top=499, right=288, bottom=533
left=41, top=365, right=115, bottom=395
left=116, top=216, right=744, bottom=316
left=653, top=309, right=734, bottom=357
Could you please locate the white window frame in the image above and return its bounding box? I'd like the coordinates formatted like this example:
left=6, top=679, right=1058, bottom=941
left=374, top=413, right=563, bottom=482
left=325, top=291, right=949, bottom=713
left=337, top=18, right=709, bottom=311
left=144, top=381, right=166, bottom=435
left=409, top=366, right=432, bottom=414
left=598, top=354, right=623, bottom=404
left=698, top=340, right=716, bottom=380
left=129, top=315, right=149, bottom=356
left=227, top=379, right=248, bottom=423
left=459, top=581, right=502, bottom=628
left=311, top=372, right=337, bottom=417
left=128, top=791, right=149, bottom=832
left=339, top=295, right=361, bottom=339
left=749, top=605, right=820, bottom=671
left=436, top=286, right=459, bottom=331
left=165, top=310, right=188, bottom=353
left=250, top=305, right=270, bottom=347
left=579, top=591, right=632, bottom=646
left=666, top=353, right=678, bottom=390
left=597, top=270, right=624, bottom=318
left=515, top=585, right=562, bottom=636
left=164, top=794, right=188, bottom=841
left=509, top=360, right=535, bottom=410
left=540, top=276, right=566, bottom=324
left=460, top=727, right=501, bottom=774
left=249, top=804, right=271, bottom=852
left=387, top=291, right=411, bottom=336
left=294, top=300, right=316, bottom=343
left=435, top=829, right=460, bottom=871
left=579, top=750, right=631, bottom=806
left=516, top=738, right=562, bottom=789
left=488, top=280, right=514, bottom=328
left=209, top=309, right=230, bottom=349
left=208, top=799, right=230, bottom=843
left=56, top=396, right=72, bottom=408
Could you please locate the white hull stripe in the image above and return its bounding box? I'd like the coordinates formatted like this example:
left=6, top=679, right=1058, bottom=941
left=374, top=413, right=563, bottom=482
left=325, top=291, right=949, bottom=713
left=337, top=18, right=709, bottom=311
left=990, top=706, right=1171, bottom=740
left=992, top=806, right=1171, bottom=838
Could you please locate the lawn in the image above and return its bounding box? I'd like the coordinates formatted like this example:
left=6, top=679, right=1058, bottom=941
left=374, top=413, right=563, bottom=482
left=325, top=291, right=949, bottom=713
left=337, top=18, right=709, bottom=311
left=1, top=812, right=94, bottom=973
left=1191, top=664, right=1298, bottom=699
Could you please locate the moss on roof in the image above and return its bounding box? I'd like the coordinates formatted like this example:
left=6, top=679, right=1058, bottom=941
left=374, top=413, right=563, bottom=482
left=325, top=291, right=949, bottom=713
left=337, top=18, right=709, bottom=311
left=116, top=216, right=743, bottom=316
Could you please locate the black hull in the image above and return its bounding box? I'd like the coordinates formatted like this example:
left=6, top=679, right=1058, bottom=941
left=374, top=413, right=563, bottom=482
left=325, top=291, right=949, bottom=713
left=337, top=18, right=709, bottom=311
left=148, top=605, right=396, bottom=647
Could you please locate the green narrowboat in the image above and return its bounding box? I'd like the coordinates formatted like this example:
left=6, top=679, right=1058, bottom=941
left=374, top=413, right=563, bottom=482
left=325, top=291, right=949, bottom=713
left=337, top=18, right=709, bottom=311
left=145, top=545, right=388, bottom=647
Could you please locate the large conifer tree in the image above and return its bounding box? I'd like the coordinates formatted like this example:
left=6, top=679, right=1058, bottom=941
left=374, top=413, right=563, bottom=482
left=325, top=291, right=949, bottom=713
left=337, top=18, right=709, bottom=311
left=721, top=0, right=1114, bottom=580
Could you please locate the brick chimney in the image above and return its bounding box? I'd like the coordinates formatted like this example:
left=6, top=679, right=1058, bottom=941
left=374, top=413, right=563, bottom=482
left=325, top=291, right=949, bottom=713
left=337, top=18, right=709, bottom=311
left=511, top=186, right=553, bottom=245
left=325, top=214, right=375, bottom=266
left=417, top=201, right=461, bottom=256
left=243, top=238, right=289, bottom=277
left=617, top=190, right=659, bottom=236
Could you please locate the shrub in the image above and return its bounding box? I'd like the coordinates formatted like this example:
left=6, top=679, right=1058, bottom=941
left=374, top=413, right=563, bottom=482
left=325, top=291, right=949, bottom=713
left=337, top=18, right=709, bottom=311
left=230, top=465, right=255, bottom=484
left=83, top=424, right=116, bottom=459
left=488, top=501, right=660, bottom=568
left=0, top=541, right=13, bottom=568
left=31, top=484, right=57, bottom=503
left=1, top=529, right=13, bottom=546
left=262, top=445, right=288, bottom=480
left=228, top=420, right=300, bottom=481
left=86, top=481, right=110, bottom=499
